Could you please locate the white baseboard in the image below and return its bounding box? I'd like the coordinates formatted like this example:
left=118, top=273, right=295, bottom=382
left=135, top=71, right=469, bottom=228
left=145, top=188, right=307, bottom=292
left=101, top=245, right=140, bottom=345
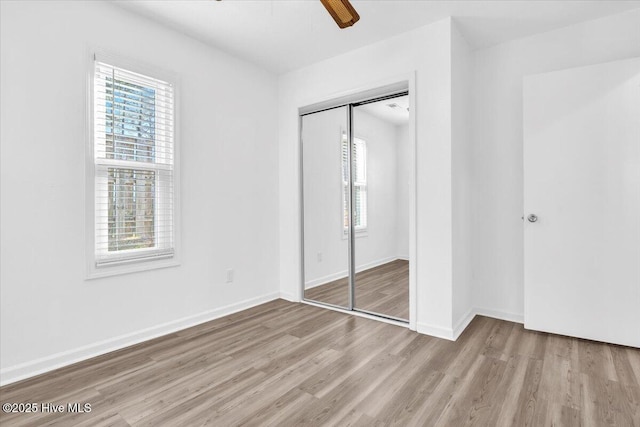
left=474, top=307, right=524, bottom=324
left=0, top=292, right=280, bottom=387
left=416, top=322, right=455, bottom=341
left=397, top=255, right=409, bottom=261
left=416, top=307, right=475, bottom=341
left=416, top=307, right=524, bottom=342
left=279, top=291, right=297, bottom=302
left=305, top=256, right=401, bottom=289
left=452, top=308, right=476, bottom=340
left=305, top=271, right=348, bottom=289
left=356, top=256, right=403, bottom=272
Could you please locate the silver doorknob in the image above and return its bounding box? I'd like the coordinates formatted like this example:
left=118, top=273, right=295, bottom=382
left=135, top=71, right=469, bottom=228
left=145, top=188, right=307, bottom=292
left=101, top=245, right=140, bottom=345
left=527, top=214, right=538, bottom=223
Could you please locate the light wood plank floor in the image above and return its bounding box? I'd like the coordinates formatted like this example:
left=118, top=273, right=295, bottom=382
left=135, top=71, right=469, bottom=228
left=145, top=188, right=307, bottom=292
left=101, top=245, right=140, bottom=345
left=305, top=259, right=409, bottom=320
left=1, top=299, right=639, bottom=426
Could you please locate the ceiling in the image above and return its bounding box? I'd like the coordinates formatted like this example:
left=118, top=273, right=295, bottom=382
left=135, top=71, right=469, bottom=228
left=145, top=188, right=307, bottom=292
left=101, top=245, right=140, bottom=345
left=358, top=95, right=409, bottom=126
left=114, top=1, right=640, bottom=74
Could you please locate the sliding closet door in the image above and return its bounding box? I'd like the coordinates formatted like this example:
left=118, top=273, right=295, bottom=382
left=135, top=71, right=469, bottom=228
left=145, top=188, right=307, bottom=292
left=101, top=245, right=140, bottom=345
left=352, top=96, right=410, bottom=321
left=302, top=107, right=350, bottom=308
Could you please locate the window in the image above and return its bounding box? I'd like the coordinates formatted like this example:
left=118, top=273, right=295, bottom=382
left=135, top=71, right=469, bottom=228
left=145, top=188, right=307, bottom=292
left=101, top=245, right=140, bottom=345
left=91, top=56, right=176, bottom=274
left=342, top=133, right=367, bottom=234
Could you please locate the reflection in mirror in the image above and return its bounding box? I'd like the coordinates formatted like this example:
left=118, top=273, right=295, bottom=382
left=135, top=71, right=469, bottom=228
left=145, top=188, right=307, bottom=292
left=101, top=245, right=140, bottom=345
left=302, top=106, right=349, bottom=308
left=352, top=95, right=409, bottom=320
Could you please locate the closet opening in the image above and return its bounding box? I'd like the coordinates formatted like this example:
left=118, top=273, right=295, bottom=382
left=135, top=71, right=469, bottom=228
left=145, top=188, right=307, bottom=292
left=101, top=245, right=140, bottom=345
left=300, top=88, right=413, bottom=324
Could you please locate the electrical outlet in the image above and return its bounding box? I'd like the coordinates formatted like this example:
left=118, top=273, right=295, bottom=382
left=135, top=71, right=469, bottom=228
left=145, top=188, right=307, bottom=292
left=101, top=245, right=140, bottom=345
left=226, top=268, right=234, bottom=283
left=317, top=252, right=323, bottom=262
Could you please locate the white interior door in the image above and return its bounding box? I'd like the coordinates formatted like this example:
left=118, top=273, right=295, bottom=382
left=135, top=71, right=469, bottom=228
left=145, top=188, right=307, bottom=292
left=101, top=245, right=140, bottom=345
left=523, top=57, right=640, bottom=348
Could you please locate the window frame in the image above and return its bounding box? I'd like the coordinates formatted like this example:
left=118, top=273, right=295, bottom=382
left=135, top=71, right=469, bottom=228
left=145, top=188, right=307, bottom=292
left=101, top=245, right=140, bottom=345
left=85, top=49, right=181, bottom=279
left=341, top=132, right=368, bottom=238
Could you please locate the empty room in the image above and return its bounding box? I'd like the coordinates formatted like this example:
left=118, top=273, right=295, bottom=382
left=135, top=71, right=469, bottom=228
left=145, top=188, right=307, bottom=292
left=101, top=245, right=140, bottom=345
left=1, top=0, right=639, bottom=425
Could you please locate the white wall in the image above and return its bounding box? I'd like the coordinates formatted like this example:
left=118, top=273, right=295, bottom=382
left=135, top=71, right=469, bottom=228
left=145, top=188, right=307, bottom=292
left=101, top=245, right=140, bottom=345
left=451, top=23, right=474, bottom=332
left=302, top=108, right=406, bottom=287
left=279, top=18, right=456, bottom=336
left=395, top=124, right=410, bottom=259
left=471, top=9, right=640, bottom=321
left=0, top=0, right=279, bottom=384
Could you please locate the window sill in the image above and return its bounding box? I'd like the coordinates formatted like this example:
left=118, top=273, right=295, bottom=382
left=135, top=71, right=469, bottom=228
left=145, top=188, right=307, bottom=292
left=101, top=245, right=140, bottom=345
left=86, top=257, right=180, bottom=280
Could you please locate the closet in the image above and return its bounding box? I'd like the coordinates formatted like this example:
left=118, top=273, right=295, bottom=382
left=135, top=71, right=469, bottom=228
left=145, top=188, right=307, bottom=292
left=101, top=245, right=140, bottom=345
left=300, top=91, right=410, bottom=322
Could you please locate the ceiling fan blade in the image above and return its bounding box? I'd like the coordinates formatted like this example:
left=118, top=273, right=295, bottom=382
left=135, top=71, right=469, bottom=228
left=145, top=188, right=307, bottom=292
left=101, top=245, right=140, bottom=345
left=320, top=0, right=360, bottom=29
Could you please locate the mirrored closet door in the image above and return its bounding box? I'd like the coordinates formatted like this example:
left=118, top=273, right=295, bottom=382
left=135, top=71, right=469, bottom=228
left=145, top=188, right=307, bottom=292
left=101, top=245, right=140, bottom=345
left=301, top=106, right=350, bottom=309
left=301, top=92, right=409, bottom=322
left=352, top=95, right=409, bottom=321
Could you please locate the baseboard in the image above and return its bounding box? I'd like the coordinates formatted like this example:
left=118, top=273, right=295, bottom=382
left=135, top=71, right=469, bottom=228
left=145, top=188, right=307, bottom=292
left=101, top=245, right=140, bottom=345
left=356, top=256, right=403, bottom=272
left=416, top=322, right=455, bottom=341
left=305, top=256, right=401, bottom=289
left=474, top=307, right=524, bottom=324
left=397, top=255, right=409, bottom=261
left=417, top=307, right=523, bottom=342
left=0, top=292, right=280, bottom=387
left=279, top=291, right=297, bottom=302
left=452, top=308, right=476, bottom=340
left=304, top=270, right=348, bottom=289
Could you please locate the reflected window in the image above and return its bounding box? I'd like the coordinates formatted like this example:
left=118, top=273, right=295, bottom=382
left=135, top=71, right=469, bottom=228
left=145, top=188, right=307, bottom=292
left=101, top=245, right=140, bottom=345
left=342, top=133, right=367, bottom=233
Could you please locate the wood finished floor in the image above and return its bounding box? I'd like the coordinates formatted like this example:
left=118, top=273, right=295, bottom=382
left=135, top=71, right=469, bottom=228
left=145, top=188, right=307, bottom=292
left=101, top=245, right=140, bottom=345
left=1, top=299, right=639, bottom=426
left=305, top=259, right=409, bottom=320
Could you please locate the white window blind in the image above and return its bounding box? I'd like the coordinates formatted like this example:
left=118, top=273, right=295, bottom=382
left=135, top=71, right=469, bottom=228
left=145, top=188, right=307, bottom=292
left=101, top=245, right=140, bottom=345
left=93, top=60, right=175, bottom=266
left=342, top=133, right=367, bottom=232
